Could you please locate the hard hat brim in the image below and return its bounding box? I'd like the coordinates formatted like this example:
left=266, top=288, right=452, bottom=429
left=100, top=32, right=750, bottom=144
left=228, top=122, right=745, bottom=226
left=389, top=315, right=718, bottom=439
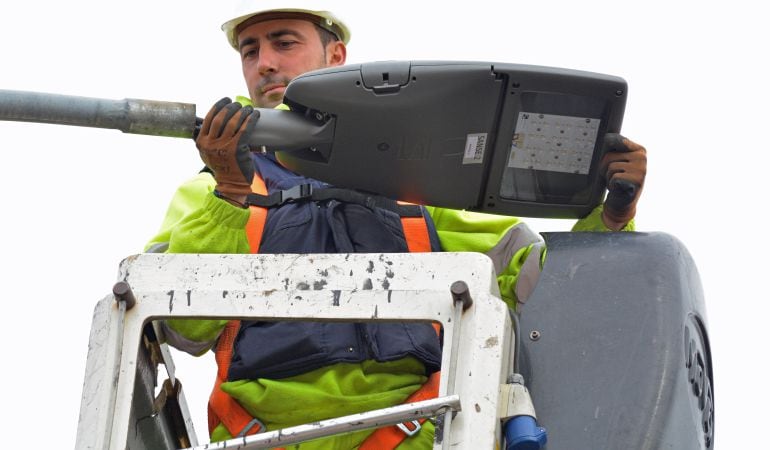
left=222, top=8, right=350, bottom=50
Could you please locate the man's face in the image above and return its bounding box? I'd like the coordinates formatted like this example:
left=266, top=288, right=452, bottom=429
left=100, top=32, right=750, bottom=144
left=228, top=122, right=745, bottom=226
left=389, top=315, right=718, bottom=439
left=237, top=18, right=346, bottom=108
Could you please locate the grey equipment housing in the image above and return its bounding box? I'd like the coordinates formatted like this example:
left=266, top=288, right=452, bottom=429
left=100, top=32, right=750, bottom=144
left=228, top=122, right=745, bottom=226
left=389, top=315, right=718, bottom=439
left=267, top=61, right=627, bottom=219
left=519, top=232, right=714, bottom=449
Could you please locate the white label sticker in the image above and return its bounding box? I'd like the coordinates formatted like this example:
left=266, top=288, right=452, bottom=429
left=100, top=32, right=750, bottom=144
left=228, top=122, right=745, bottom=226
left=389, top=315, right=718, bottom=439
left=508, top=113, right=600, bottom=174
left=463, top=133, right=487, bottom=164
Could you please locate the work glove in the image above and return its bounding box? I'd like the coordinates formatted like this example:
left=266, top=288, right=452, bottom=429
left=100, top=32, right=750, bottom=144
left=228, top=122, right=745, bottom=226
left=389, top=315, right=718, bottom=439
left=196, top=97, right=260, bottom=199
left=600, top=133, right=647, bottom=230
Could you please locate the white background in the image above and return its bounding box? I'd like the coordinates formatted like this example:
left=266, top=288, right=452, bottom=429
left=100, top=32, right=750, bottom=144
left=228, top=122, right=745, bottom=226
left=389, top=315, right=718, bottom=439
left=0, top=0, right=766, bottom=447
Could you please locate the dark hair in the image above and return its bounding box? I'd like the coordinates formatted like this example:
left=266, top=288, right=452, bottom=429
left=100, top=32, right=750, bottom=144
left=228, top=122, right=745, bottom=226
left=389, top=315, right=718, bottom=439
left=314, top=24, right=339, bottom=47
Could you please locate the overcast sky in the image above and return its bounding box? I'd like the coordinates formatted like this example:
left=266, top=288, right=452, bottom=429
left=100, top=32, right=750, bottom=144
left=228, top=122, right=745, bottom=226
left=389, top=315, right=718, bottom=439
left=0, top=1, right=766, bottom=447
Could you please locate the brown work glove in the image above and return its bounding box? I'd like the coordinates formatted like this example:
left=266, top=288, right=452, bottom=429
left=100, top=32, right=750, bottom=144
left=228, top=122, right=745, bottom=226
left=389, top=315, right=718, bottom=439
left=600, top=133, right=647, bottom=230
left=196, top=97, right=260, bottom=199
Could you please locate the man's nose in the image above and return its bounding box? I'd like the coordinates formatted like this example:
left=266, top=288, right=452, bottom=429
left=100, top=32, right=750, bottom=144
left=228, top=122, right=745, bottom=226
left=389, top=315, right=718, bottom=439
left=257, top=47, right=279, bottom=74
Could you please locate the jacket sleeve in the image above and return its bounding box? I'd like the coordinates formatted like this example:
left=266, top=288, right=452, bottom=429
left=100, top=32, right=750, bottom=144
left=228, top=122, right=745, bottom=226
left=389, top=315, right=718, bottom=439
left=571, top=204, right=636, bottom=232
left=146, top=172, right=252, bottom=355
left=425, top=207, right=543, bottom=309
left=426, top=203, right=635, bottom=309
left=145, top=172, right=252, bottom=254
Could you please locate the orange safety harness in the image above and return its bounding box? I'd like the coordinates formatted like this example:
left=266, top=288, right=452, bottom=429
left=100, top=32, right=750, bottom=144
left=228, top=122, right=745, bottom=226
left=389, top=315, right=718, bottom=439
left=207, top=174, right=440, bottom=448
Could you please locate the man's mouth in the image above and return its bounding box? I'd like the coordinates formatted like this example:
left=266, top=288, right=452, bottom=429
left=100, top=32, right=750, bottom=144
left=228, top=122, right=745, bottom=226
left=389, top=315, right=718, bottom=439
left=261, top=84, right=285, bottom=95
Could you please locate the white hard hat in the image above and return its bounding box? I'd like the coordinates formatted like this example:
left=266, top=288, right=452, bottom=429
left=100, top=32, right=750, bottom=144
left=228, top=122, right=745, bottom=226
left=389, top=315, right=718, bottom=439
left=221, top=1, right=351, bottom=50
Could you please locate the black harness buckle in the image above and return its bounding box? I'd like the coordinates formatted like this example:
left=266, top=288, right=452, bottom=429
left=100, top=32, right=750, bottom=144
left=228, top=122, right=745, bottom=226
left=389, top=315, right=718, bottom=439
left=279, top=184, right=313, bottom=203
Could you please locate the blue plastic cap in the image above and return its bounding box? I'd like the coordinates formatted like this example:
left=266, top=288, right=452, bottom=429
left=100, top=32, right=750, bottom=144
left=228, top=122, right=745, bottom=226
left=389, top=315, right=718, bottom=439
left=504, top=416, right=548, bottom=450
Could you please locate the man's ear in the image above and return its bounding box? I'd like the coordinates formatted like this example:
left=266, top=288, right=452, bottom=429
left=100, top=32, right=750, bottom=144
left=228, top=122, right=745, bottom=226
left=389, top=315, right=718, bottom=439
left=326, top=41, right=347, bottom=67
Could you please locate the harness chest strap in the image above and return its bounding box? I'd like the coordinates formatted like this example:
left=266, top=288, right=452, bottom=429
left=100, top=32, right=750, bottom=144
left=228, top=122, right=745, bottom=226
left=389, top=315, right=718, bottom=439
left=209, top=173, right=437, bottom=447
left=245, top=181, right=433, bottom=254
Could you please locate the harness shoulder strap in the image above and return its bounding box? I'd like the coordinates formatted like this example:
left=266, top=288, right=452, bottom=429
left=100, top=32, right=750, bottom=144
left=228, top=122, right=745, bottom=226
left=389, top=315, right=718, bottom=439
left=398, top=201, right=431, bottom=252
left=245, top=173, right=268, bottom=253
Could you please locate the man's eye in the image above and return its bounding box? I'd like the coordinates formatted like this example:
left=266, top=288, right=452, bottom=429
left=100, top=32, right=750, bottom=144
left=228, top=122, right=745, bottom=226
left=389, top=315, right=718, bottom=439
left=241, top=48, right=258, bottom=59
left=276, top=40, right=297, bottom=50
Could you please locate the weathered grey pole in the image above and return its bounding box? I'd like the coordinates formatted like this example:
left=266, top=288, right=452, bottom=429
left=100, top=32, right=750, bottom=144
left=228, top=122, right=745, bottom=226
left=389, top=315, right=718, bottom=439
left=0, top=89, right=330, bottom=152
left=0, top=89, right=198, bottom=138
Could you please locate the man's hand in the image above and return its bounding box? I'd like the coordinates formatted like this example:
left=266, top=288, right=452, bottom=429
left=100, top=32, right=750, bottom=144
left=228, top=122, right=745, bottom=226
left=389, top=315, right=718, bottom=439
left=600, top=133, right=647, bottom=230
left=196, top=97, right=260, bottom=204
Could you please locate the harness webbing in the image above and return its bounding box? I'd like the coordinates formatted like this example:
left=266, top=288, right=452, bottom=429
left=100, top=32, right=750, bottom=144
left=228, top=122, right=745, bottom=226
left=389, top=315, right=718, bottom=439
left=246, top=183, right=425, bottom=217
left=399, top=199, right=431, bottom=253
left=208, top=172, right=437, bottom=448
left=359, top=371, right=441, bottom=450
left=244, top=174, right=268, bottom=254
left=207, top=321, right=267, bottom=438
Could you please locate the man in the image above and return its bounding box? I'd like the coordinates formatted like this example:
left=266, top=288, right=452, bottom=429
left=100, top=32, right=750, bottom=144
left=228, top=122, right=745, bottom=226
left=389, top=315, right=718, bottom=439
left=147, top=3, right=646, bottom=448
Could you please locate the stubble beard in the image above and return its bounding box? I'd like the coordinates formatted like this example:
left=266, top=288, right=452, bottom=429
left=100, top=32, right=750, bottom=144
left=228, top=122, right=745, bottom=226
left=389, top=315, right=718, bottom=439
left=252, top=53, right=330, bottom=108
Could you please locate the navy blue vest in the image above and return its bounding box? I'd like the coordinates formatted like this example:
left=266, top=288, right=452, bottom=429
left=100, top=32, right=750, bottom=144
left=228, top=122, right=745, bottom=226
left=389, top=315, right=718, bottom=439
left=227, top=154, right=443, bottom=380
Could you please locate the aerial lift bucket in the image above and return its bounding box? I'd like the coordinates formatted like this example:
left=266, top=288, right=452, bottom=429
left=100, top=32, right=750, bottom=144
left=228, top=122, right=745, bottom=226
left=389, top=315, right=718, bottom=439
left=76, top=252, right=515, bottom=449
left=76, top=232, right=712, bottom=449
